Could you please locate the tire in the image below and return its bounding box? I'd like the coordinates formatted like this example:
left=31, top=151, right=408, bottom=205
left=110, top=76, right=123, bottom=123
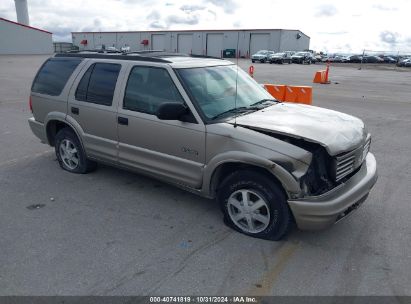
left=55, top=128, right=97, bottom=174
left=260, top=59, right=266, bottom=63
left=269, top=61, right=273, bottom=64
left=251, top=60, right=255, bottom=63
left=217, top=170, right=293, bottom=241
left=280, top=59, right=284, bottom=64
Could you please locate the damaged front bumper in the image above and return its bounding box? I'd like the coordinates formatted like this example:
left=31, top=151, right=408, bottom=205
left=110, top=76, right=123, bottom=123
left=288, top=153, right=378, bottom=230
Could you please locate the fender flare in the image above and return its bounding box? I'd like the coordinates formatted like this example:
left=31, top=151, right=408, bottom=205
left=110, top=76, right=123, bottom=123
left=202, top=151, right=301, bottom=198
left=44, top=113, right=86, bottom=154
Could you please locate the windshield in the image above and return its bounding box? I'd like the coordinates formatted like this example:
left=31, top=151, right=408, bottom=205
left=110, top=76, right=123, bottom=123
left=294, top=52, right=307, bottom=56
left=177, top=65, right=275, bottom=120
left=256, top=50, right=267, bottom=54
left=274, top=53, right=285, bottom=56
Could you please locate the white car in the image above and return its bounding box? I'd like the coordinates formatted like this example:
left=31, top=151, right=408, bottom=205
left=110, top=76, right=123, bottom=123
left=251, top=50, right=274, bottom=63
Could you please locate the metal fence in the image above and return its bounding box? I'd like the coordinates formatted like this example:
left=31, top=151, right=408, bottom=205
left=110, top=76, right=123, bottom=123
left=53, top=42, right=73, bottom=53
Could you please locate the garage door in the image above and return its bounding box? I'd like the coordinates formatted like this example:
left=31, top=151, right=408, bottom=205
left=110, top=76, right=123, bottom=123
left=206, top=33, right=223, bottom=58
left=177, top=34, right=193, bottom=54
left=152, top=34, right=165, bottom=51
left=250, top=33, right=270, bottom=55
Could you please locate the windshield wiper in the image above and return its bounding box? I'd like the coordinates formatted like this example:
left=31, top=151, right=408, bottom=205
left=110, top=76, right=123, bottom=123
left=249, top=99, right=278, bottom=107
left=211, top=107, right=252, bottom=120
left=211, top=99, right=277, bottom=120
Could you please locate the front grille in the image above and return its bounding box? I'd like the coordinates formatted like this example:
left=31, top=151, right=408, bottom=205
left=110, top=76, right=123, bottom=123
left=335, top=151, right=357, bottom=181
left=334, top=137, right=371, bottom=182
left=362, top=137, right=371, bottom=162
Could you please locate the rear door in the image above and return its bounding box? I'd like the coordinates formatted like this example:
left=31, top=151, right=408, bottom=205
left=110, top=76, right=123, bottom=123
left=67, top=60, right=125, bottom=163
left=116, top=63, right=206, bottom=188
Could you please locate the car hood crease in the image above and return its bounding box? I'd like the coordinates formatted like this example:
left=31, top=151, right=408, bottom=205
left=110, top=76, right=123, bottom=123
left=229, top=103, right=365, bottom=155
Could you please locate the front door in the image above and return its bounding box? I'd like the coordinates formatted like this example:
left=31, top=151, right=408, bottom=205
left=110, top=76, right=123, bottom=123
left=117, top=64, right=206, bottom=188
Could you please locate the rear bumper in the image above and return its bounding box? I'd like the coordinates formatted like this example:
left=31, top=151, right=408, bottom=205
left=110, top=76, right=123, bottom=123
left=288, top=153, right=378, bottom=230
left=28, top=117, right=47, bottom=143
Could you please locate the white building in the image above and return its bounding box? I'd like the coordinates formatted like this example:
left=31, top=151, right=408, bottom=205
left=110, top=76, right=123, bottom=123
left=72, top=29, right=310, bottom=57
left=0, top=18, right=53, bottom=55
left=0, top=0, right=53, bottom=55
left=0, top=17, right=53, bottom=55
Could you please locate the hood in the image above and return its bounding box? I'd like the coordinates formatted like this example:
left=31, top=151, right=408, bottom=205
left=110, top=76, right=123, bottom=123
left=229, top=103, right=365, bottom=155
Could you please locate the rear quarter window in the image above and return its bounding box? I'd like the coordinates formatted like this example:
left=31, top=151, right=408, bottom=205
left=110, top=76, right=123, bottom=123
left=32, top=58, right=82, bottom=96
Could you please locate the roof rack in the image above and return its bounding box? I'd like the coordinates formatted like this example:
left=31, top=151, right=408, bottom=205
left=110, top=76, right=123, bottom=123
left=190, top=54, right=222, bottom=60
left=54, top=52, right=171, bottom=63
left=55, top=51, right=225, bottom=63
left=125, top=51, right=189, bottom=57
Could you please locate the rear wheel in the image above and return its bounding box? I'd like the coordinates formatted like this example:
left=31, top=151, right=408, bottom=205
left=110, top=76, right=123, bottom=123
left=55, top=128, right=97, bottom=174
left=218, top=170, right=293, bottom=240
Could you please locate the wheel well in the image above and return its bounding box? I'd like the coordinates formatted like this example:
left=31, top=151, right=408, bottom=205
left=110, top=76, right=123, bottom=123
left=210, top=162, right=286, bottom=198
left=46, top=120, right=73, bottom=147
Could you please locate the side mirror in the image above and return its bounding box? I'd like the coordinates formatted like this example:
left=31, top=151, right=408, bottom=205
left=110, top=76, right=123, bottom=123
left=156, top=102, right=188, bottom=120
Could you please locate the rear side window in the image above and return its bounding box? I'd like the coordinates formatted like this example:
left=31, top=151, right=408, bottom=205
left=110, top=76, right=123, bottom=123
left=32, top=58, right=82, bottom=96
left=75, top=63, right=121, bottom=106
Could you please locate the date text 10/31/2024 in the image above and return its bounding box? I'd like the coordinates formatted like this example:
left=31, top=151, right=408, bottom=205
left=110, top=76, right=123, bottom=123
left=149, top=296, right=258, bottom=303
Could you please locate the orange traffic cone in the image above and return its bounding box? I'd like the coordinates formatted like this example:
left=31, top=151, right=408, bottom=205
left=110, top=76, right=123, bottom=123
left=313, top=62, right=331, bottom=84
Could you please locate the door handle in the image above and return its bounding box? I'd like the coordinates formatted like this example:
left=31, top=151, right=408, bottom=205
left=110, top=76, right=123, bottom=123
left=118, top=116, right=128, bottom=125
left=71, top=107, right=79, bottom=115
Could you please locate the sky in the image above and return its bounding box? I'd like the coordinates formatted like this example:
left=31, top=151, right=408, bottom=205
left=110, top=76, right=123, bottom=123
left=1, top=0, right=410, bottom=53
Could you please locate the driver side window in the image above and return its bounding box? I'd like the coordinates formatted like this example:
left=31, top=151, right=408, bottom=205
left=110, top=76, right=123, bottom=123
left=123, top=66, right=184, bottom=115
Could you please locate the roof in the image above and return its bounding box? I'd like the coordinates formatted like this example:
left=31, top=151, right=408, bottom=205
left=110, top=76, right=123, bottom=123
left=0, top=17, right=52, bottom=34
left=54, top=52, right=234, bottom=68
left=72, top=28, right=310, bottom=39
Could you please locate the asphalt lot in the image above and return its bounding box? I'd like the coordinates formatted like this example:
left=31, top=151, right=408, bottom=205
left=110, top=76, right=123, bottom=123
left=0, top=55, right=410, bottom=296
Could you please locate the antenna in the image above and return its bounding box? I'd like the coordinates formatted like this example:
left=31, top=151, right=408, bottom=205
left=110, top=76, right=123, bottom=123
left=233, top=31, right=240, bottom=128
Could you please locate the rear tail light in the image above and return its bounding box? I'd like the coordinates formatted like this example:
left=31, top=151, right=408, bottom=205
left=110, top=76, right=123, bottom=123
left=29, top=96, right=33, bottom=112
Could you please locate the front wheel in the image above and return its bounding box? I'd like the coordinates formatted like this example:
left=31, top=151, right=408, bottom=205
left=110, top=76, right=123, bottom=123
left=218, top=170, right=293, bottom=240
left=55, top=128, right=97, bottom=174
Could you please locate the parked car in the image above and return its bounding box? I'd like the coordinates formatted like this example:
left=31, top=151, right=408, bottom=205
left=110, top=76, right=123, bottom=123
left=331, top=55, right=345, bottom=63
left=362, top=55, right=384, bottom=63
left=313, top=54, right=322, bottom=62
left=251, top=50, right=274, bottom=63
left=28, top=52, right=377, bottom=240
left=397, top=58, right=411, bottom=67
left=269, top=52, right=292, bottom=64
left=322, top=55, right=347, bottom=63
left=291, top=52, right=315, bottom=64
left=346, top=55, right=363, bottom=63
left=380, top=56, right=397, bottom=63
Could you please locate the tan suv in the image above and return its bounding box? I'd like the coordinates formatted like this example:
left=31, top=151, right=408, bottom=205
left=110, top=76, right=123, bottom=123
left=28, top=52, right=377, bottom=240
